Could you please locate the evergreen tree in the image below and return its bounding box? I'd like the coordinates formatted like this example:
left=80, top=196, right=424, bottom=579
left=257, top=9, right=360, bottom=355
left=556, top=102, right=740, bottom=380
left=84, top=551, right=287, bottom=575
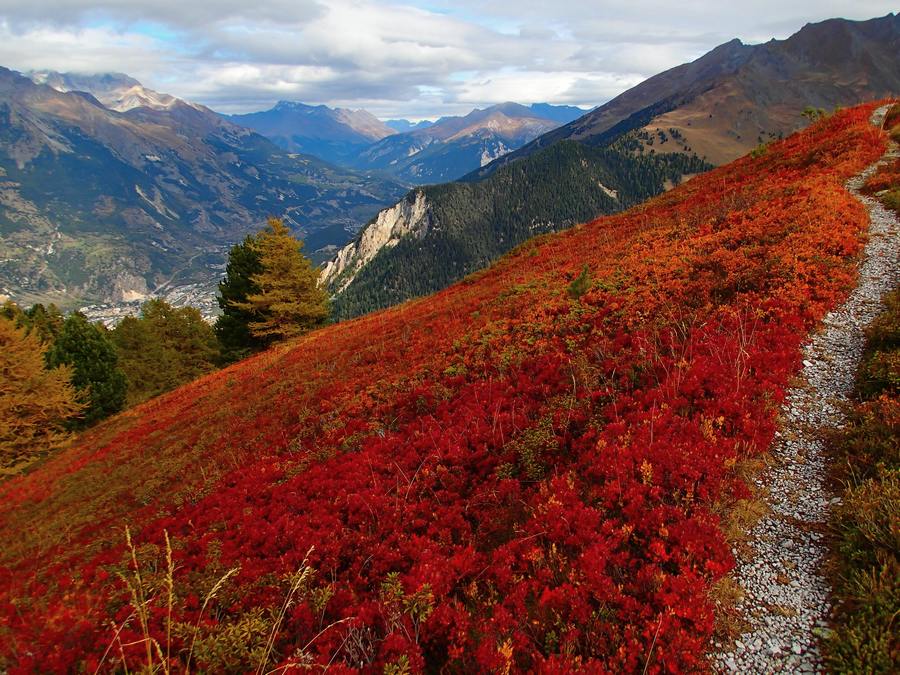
left=112, top=299, right=219, bottom=406
left=215, top=233, right=267, bottom=362
left=0, top=300, right=24, bottom=324
left=0, top=301, right=64, bottom=343
left=23, top=303, right=64, bottom=344
left=0, top=317, right=83, bottom=475
left=47, top=313, right=127, bottom=426
left=234, top=218, right=330, bottom=341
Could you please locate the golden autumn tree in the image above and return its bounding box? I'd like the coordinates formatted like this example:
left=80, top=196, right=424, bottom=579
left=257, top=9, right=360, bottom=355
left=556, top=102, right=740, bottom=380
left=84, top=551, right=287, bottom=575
left=234, top=217, right=330, bottom=341
left=0, top=316, right=83, bottom=476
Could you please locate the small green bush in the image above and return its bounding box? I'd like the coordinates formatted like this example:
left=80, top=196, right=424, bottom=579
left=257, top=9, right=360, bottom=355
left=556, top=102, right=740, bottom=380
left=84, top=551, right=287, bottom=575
left=882, top=188, right=900, bottom=217
left=859, top=289, right=900, bottom=397
left=837, top=471, right=900, bottom=571
left=567, top=265, right=592, bottom=300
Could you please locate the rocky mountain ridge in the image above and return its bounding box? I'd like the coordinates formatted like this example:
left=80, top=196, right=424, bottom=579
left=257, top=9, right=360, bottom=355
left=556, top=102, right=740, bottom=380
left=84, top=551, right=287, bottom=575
left=28, top=71, right=186, bottom=113
left=471, top=13, right=900, bottom=178
left=321, top=190, right=432, bottom=293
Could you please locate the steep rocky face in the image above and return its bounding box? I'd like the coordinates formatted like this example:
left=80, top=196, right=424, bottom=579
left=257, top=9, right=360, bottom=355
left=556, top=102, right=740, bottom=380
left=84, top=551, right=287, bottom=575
left=320, top=190, right=432, bottom=293
left=0, top=68, right=407, bottom=308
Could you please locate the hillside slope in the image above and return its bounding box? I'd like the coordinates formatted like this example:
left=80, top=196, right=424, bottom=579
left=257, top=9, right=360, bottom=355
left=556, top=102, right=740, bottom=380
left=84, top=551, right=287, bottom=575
left=0, top=69, right=406, bottom=308
left=473, top=13, right=900, bottom=177
left=0, top=104, right=888, bottom=672
left=324, top=139, right=710, bottom=314
left=324, top=15, right=899, bottom=319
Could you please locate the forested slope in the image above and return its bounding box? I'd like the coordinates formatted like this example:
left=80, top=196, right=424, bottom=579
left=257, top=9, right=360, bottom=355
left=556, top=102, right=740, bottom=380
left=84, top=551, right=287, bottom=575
left=332, top=138, right=709, bottom=318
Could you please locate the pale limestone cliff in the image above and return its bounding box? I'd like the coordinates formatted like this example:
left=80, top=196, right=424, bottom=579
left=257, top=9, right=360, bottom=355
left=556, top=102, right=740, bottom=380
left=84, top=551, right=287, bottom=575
left=321, top=190, right=432, bottom=293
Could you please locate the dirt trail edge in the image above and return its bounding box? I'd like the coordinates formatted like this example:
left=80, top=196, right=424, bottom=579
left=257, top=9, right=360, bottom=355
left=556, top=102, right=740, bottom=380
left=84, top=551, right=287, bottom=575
left=712, top=105, right=900, bottom=673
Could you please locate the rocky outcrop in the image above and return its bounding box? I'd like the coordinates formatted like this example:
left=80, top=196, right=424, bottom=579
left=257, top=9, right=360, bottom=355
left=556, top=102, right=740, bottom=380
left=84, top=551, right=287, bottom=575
left=321, top=190, right=432, bottom=293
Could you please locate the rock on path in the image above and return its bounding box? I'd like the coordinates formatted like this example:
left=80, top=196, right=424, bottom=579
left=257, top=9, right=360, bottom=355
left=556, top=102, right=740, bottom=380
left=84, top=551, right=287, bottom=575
left=712, top=105, right=900, bottom=673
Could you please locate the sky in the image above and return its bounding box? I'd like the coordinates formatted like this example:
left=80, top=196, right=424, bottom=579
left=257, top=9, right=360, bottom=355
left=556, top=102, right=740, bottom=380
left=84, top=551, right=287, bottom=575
left=0, top=1, right=894, bottom=119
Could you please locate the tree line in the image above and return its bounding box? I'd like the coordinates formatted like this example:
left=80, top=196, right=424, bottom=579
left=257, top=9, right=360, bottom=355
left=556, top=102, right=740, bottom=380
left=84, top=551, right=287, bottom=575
left=1, top=217, right=328, bottom=476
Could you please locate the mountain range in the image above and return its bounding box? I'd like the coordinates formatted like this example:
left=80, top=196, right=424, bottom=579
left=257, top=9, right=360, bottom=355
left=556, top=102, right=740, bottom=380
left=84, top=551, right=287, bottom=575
left=228, top=101, right=397, bottom=166
left=0, top=69, right=407, bottom=308
left=232, top=101, right=587, bottom=183
left=324, top=13, right=900, bottom=318
left=353, top=102, right=585, bottom=183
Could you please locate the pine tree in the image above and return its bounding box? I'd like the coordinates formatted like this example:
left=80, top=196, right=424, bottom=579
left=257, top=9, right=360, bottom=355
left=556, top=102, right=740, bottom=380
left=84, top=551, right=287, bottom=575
left=24, top=303, right=64, bottom=344
left=0, top=317, right=83, bottom=475
left=113, top=299, right=219, bottom=406
left=215, top=233, right=267, bottom=362
left=234, top=218, right=330, bottom=341
left=1, top=301, right=65, bottom=344
left=0, top=300, right=24, bottom=324
left=47, top=313, right=127, bottom=426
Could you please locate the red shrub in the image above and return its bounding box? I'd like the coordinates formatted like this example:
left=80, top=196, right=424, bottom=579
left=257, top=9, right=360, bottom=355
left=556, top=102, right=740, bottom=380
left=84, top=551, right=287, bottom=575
left=0, top=103, right=890, bottom=672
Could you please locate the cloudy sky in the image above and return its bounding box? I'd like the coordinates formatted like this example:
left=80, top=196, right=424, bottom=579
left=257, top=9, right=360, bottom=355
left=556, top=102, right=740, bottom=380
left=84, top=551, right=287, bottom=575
left=0, top=1, right=894, bottom=118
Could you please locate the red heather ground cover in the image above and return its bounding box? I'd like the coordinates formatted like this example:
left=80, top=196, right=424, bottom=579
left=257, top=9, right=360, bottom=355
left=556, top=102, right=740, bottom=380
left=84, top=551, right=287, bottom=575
left=0, top=103, right=890, bottom=673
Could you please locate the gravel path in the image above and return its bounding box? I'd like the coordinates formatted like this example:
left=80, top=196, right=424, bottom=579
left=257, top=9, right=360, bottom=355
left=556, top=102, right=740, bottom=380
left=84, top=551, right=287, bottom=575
left=712, top=105, right=900, bottom=673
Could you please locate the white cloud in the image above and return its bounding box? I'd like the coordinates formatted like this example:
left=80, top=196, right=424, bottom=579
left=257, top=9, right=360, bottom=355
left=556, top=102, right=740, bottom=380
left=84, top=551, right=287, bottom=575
left=0, top=22, right=166, bottom=77
left=0, top=0, right=895, bottom=117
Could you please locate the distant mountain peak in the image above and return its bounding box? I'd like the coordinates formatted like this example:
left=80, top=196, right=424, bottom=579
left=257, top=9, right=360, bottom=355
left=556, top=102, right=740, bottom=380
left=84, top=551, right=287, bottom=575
left=385, top=119, right=435, bottom=133
left=26, top=70, right=184, bottom=113
left=273, top=100, right=323, bottom=112
left=351, top=101, right=590, bottom=183
left=228, top=100, right=396, bottom=164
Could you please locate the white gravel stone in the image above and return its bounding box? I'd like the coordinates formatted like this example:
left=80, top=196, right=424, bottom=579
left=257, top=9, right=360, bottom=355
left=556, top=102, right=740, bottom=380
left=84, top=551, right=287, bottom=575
left=711, top=105, right=900, bottom=673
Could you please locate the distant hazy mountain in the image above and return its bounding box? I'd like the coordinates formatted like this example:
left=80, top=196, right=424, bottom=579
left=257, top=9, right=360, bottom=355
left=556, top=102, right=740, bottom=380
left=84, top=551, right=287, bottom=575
left=325, top=13, right=900, bottom=318
left=471, top=13, right=900, bottom=179
left=353, top=102, right=584, bottom=183
left=0, top=68, right=406, bottom=308
left=526, top=103, right=591, bottom=124
left=228, top=101, right=397, bottom=165
left=385, top=119, right=435, bottom=133
left=28, top=70, right=182, bottom=113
